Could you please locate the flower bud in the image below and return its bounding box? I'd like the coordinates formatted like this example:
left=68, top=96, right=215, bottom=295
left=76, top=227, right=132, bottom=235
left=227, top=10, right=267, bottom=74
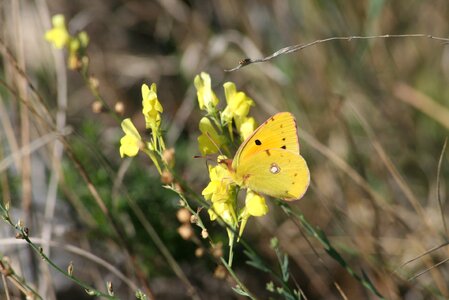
left=176, top=208, right=191, bottom=223
left=213, top=265, right=227, bottom=279
left=190, top=214, right=198, bottom=224
left=195, top=247, right=204, bottom=257
left=162, top=148, right=175, bottom=167
left=92, top=101, right=103, bottom=113
left=177, top=224, right=193, bottom=240
left=114, top=101, right=125, bottom=115
left=161, top=169, right=174, bottom=184
left=89, top=76, right=99, bottom=90
left=68, top=261, right=74, bottom=276
left=211, top=242, right=223, bottom=258
left=107, top=281, right=114, bottom=296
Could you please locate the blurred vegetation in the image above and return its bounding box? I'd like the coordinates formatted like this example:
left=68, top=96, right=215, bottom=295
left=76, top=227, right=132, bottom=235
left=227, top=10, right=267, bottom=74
left=1, top=0, right=449, bottom=299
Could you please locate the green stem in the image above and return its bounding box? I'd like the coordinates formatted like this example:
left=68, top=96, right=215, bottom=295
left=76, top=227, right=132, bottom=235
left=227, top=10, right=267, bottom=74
left=228, top=229, right=235, bottom=267
left=0, top=254, right=43, bottom=300
left=221, top=258, right=258, bottom=300
left=1, top=209, right=116, bottom=299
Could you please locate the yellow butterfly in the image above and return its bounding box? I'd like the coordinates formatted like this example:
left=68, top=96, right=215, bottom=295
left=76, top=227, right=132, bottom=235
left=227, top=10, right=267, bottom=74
left=223, top=112, right=310, bottom=201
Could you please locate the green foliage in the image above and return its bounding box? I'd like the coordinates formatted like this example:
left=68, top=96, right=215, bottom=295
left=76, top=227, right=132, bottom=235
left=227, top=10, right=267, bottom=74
left=278, top=201, right=384, bottom=299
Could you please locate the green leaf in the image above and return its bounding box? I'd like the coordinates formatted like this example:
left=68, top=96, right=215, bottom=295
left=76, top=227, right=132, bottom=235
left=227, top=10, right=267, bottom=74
left=277, top=201, right=385, bottom=299
left=232, top=285, right=250, bottom=296
left=244, top=249, right=271, bottom=273
left=281, top=254, right=289, bottom=282
left=135, top=290, right=148, bottom=300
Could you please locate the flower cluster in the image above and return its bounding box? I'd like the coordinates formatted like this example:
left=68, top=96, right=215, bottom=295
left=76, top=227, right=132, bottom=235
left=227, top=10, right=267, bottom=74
left=194, top=72, right=268, bottom=240
left=202, top=160, right=236, bottom=226
left=45, top=14, right=89, bottom=70
left=119, top=83, right=166, bottom=175
left=142, top=83, right=163, bottom=140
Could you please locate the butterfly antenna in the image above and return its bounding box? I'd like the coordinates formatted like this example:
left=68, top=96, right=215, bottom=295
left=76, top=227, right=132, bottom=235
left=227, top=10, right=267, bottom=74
left=193, top=153, right=215, bottom=163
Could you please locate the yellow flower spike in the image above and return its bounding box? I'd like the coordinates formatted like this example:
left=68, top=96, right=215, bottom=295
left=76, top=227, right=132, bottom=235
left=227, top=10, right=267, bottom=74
left=119, top=118, right=142, bottom=158
left=222, top=82, right=254, bottom=125
left=194, top=72, right=219, bottom=112
left=142, top=83, right=163, bottom=131
left=197, top=117, right=226, bottom=155
left=45, top=14, right=71, bottom=49
left=202, top=161, right=238, bottom=226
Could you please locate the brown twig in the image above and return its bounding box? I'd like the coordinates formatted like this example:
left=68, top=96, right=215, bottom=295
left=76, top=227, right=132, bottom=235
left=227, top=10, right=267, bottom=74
left=409, top=257, right=449, bottom=281
left=436, top=138, right=448, bottom=237
left=394, top=241, right=449, bottom=273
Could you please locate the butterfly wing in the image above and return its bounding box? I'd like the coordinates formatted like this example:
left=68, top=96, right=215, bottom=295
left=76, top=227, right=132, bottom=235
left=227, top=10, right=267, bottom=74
left=233, top=149, right=310, bottom=201
left=232, top=112, right=300, bottom=169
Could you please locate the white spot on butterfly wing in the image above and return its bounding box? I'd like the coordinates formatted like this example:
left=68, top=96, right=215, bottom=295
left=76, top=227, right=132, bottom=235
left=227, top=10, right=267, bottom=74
left=270, top=163, right=280, bottom=174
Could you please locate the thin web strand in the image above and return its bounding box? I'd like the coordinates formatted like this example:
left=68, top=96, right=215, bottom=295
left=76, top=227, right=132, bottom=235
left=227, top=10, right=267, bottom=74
left=225, top=34, right=449, bottom=72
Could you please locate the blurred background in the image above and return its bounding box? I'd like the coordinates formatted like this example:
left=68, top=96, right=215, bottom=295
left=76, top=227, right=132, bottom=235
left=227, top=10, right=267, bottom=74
left=1, top=0, right=449, bottom=299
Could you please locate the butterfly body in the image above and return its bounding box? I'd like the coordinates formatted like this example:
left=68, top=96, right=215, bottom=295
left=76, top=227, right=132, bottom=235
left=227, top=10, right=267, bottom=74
left=226, top=112, right=310, bottom=201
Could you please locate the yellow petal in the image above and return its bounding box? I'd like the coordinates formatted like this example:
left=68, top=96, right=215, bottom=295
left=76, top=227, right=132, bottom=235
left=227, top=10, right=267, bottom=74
left=52, top=14, right=66, bottom=28
left=245, top=190, right=268, bottom=217
left=222, top=82, right=254, bottom=123
left=120, top=135, right=140, bottom=157
left=208, top=209, right=218, bottom=221
left=198, top=117, right=225, bottom=155
left=121, top=118, right=141, bottom=139
left=202, top=181, right=219, bottom=198
left=198, top=134, right=219, bottom=156
left=194, top=72, right=219, bottom=111
left=119, top=119, right=141, bottom=158
left=238, top=117, right=257, bottom=140
left=44, top=14, right=70, bottom=49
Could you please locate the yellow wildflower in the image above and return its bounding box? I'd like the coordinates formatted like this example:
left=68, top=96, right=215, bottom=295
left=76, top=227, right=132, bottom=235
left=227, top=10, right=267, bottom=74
left=202, top=161, right=237, bottom=225
left=222, top=82, right=254, bottom=125
left=194, top=72, right=219, bottom=112
left=45, top=14, right=70, bottom=49
left=142, top=83, right=163, bottom=131
left=202, top=162, right=232, bottom=202
left=119, top=118, right=142, bottom=157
